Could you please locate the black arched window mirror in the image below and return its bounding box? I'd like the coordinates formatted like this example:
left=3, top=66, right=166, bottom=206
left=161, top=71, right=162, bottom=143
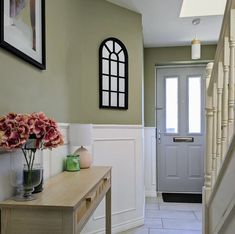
left=99, top=37, right=128, bottom=109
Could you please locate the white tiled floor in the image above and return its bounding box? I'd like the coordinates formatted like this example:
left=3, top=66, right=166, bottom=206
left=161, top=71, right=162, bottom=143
left=118, top=195, right=202, bottom=234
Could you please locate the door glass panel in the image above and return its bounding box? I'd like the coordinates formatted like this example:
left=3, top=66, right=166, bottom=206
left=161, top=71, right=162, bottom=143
left=188, top=76, right=201, bottom=133
left=165, top=77, right=178, bottom=133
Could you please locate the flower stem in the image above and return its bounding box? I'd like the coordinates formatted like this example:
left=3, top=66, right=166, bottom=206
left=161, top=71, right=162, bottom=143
left=30, top=151, right=36, bottom=171
left=21, top=148, right=30, bottom=170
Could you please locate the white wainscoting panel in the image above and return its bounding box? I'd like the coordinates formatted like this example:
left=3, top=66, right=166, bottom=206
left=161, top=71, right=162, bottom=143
left=0, top=124, right=144, bottom=234
left=144, top=127, right=157, bottom=197
left=81, top=125, right=145, bottom=234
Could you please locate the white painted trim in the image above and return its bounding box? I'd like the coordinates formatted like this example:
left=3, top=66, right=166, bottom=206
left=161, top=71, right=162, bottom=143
left=144, top=127, right=157, bottom=196
left=58, top=123, right=69, bottom=127
left=83, top=217, right=144, bottom=234
left=112, top=217, right=145, bottom=234
left=94, top=207, right=137, bottom=221
left=59, top=123, right=143, bottom=129
left=208, top=133, right=235, bottom=206
left=93, top=124, right=143, bottom=129
left=145, top=190, right=157, bottom=197
left=214, top=193, right=235, bottom=233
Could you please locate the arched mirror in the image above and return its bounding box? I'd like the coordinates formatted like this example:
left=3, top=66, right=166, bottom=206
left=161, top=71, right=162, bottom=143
left=99, top=37, right=128, bottom=109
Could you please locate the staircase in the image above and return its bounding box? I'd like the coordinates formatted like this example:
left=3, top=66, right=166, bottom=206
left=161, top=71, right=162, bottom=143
left=203, top=0, right=235, bottom=233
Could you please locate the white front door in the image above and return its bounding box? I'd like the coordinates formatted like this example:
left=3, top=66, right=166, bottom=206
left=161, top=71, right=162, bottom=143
left=156, top=66, right=205, bottom=193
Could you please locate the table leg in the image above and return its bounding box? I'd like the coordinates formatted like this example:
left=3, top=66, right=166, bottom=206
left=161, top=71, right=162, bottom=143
left=106, top=187, right=111, bottom=234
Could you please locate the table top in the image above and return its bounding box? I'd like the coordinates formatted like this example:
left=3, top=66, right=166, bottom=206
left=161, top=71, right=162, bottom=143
left=0, top=166, right=111, bottom=210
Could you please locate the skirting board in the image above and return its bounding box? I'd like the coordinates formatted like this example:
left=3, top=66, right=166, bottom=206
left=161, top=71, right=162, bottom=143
left=82, top=217, right=145, bottom=234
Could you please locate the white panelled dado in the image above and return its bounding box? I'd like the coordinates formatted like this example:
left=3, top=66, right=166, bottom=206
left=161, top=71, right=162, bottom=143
left=0, top=124, right=144, bottom=234
left=144, top=127, right=157, bottom=197
left=82, top=125, right=144, bottom=234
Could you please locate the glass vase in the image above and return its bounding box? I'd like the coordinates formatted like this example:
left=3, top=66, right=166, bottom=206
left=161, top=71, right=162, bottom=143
left=10, top=149, right=43, bottom=201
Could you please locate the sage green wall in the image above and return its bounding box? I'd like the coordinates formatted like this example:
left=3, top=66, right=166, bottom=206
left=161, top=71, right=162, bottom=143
left=0, top=0, right=143, bottom=125
left=0, top=0, right=71, bottom=121
left=144, top=45, right=217, bottom=127
left=67, top=0, right=143, bottom=124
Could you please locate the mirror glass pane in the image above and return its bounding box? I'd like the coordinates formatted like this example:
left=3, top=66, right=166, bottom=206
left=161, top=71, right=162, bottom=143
left=119, top=51, right=125, bottom=62
left=166, top=77, right=178, bottom=133
left=111, top=53, right=117, bottom=61
left=102, top=47, right=109, bottom=58
left=119, top=63, right=125, bottom=77
left=111, top=92, right=117, bottom=106
left=111, top=61, right=117, bottom=76
left=106, top=41, right=113, bottom=52
left=119, top=93, right=125, bottom=107
left=102, top=91, right=109, bottom=106
left=115, top=42, right=121, bottom=53
left=119, top=79, right=125, bottom=92
left=188, top=76, right=201, bottom=133
left=102, top=76, right=109, bottom=90
left=111, top=77, right=117, bottom=91
left=102, top=59, right=109, bottom=74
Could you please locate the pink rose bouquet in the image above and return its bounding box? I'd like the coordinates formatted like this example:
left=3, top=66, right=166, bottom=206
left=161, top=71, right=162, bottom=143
left=0, top=112, right=64, bottom=171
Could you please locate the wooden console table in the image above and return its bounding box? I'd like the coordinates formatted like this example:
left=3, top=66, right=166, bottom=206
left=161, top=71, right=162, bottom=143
left=0, top=166, right=112, bottom=234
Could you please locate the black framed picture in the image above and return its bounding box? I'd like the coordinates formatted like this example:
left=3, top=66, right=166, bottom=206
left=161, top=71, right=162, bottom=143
left=99, top=37, right=128, bottom=110
left=0, top=0, right=46, bottom=70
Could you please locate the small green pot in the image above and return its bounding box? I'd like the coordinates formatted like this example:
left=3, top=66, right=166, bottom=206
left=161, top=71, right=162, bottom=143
left=66, top=155, right=80, bottom=172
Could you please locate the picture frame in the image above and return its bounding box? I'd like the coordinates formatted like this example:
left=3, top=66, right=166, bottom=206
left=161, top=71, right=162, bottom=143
left=0, top=0, right=46, bottom=70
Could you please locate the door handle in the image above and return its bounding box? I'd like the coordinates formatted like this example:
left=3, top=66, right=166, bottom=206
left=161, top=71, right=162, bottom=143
left=157, top=129, right=161, bottom=144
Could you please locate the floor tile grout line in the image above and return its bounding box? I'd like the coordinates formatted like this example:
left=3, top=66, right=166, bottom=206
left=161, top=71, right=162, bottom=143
left=193, top=210, right=200, bottom=221
left=160, top=218, right=164, bottom=229
left=146, top=218, right=200, bottom=221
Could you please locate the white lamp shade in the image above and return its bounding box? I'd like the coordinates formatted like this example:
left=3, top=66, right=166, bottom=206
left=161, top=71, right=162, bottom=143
left=191, top=39, right=201, bottom=60
left=69, top=124, right=92, bottom=146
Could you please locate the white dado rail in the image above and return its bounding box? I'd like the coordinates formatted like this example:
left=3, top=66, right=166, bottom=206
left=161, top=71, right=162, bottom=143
left=204, top=0, right=235, bottom=233
left=0, top=124, right=144, bottom=234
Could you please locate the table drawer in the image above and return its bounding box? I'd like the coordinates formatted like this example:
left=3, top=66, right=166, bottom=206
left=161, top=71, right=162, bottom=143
left=75, top=171, right=111, bottom=232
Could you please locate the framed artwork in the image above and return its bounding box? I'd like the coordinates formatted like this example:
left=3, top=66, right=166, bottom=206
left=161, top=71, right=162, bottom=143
left=99, top=37, right=128, bottom=109
left=0, top=0, right=46, bottom=69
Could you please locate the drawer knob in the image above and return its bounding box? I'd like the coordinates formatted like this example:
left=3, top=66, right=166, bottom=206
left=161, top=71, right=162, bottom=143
left=103, top=177, right=110, bottom=181
left=86, top=191, right=96, bottom=202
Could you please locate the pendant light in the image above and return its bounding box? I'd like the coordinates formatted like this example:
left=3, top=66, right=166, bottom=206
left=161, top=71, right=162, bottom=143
left=191, top=18, right=201, bottom=60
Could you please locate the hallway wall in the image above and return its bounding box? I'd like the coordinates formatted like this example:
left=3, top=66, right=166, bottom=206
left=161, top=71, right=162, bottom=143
left=144, top=45, right=216, bottom=127
left=0, top=0, right=143, bottom=125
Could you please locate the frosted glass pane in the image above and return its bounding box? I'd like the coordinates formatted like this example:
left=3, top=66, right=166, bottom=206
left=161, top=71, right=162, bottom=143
left=111, top=92, right=117, bottom=106
left=115, top=42, right=121, bottom=53
left=119, top=93, right=125, bottom=107
left=102, top=59, right=109, bottom=74
left=102, top=76, right=109, bottom=90
left=119, top=79, right=125, bottom=92
left=111, top=53, right=117, bottom=61
left=119, top=63, right=125, bottom=77
left=166, top=77, right=178, bottom=133
left=111, top=77, right=117, bottom=91
left=102, top=91, right=109, bottom=106
left=111, top=61, right=117, bottom=76
left=102, top=47, right=109, bottom=58
left=119, top=51, right=125, bottom=62
left=106, top=41, right=113, bottom=52
left=188, top=77, right=201, bottom=133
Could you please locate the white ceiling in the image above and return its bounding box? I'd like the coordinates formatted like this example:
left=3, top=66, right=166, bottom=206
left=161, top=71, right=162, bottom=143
left=106, top=0, right=225, bottom=48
